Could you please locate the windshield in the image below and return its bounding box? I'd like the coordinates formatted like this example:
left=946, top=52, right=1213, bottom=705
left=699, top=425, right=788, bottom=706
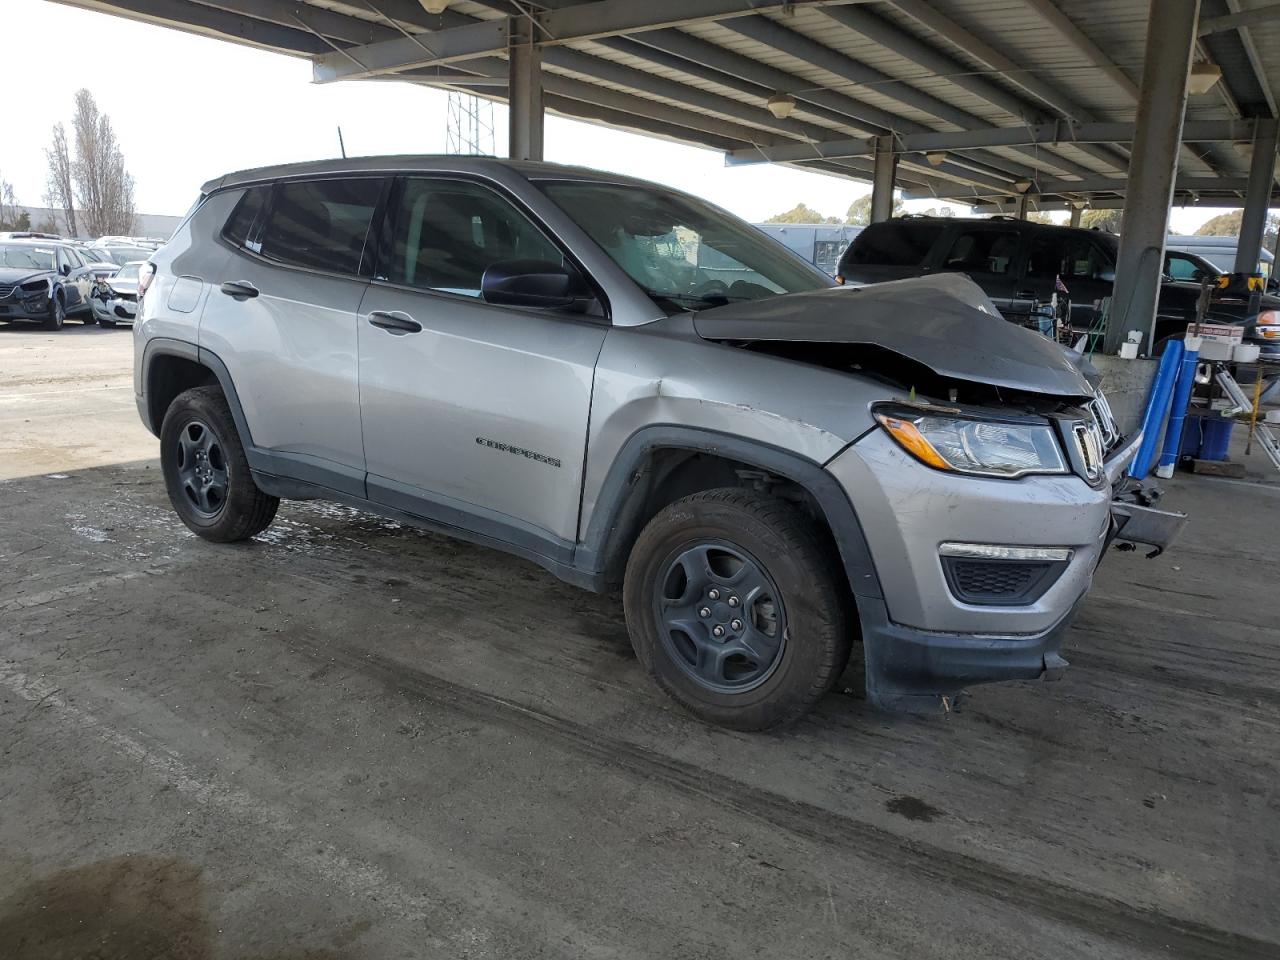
left=105, top=246, right=150, bottom=265
left=538, top=180, right=830, bottom=312
left=112, top=262, right=142, bottom=282
left=0, top=244, right=55, bottom=270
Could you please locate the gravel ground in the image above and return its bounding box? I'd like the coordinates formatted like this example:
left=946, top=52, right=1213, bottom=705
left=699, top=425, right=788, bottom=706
left=0, top=323, right=1277, bottom=959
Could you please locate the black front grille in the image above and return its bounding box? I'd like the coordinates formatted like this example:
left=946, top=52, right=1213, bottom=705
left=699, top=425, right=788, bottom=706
left=942, top=558, right=1065, bottom=606
left=0, top=284, right=15, bottom=299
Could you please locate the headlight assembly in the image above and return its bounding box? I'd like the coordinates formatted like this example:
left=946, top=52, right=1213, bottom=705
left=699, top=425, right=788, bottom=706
left=19, top=279, right=49, bottom=294
left=874, top=404, right=1068, bottom=479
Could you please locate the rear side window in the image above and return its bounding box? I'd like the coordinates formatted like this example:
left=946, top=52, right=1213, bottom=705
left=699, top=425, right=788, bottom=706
left=258, top=178, right=381, bottom=275
left=1026, top=235, right=1110, bottom=281
left=842, top=221, right=946, bottom=268
left=222, top=185, right=268, bottom=252
left=940, top=228, right=1020, bottom=276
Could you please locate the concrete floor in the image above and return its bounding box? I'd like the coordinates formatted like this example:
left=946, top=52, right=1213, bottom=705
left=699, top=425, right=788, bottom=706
left=1, top=324, right=1278, bottom=959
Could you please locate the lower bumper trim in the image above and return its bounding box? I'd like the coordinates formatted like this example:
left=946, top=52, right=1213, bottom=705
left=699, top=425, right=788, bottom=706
left=859, top=594, right=1085, bottom=711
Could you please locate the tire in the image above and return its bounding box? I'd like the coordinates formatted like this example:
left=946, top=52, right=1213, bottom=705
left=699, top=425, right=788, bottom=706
left=159, top=385, right=279, bottom=542
left=43, top=294, right=65, bottom=331
left=97, top=316, right=116, bottom=328
left=623, top=488, right=852, bottom=730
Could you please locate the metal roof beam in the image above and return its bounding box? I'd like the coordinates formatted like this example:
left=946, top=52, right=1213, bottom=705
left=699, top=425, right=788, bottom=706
left=903, top=175, right=1253, bottom=201
left=312, top=0, right=834, bottom=82
left=881, top=0, right=1131, bottom=173
left=186, top=0, right=395, bottom=44
left=542, top=47, right=840, bottom=144
left=1020, top=0, right=1140, bottom=99
left=687, top=17, right=1093, bottom=181
left=725, top=119, right=1259, bottom=163
left=592, top=36, right=890, bottom=136
left=1199, top=3, right=1280, bottom=35
left=47, top=0, right=329, bottom=54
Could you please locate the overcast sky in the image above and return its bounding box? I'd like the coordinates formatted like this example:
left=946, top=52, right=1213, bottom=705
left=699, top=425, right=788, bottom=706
left=0, top=0, right=1244, bottom=233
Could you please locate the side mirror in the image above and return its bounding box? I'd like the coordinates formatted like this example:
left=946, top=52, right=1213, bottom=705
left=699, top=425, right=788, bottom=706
left=59, top=263, right=71, bottom=276
left=481, top=259, right=589, bottom=309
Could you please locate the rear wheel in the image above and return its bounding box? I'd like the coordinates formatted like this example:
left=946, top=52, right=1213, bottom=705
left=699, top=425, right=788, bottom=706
left=159, top=385, right=278, bottom=542
left=43, top=294, right=65, bottom=331
left=623, top=488, right=852, bottom=730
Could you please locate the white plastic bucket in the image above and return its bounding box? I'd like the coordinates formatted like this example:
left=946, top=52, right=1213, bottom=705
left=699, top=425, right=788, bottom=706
left=1233, top=342, right=1261, bottom=363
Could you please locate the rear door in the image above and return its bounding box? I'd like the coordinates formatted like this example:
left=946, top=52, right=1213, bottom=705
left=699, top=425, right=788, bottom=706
left=196, top=176, right=383, bottom=495
left=356, top=175, right=607, bottom=549
left=1020, top=231, right=1115, bottom=329
left=933, top=223, right=1023, bottom=315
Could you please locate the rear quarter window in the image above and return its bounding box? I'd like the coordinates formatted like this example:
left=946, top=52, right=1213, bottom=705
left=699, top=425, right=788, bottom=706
left=842, top=221, right=946, bottom=268
left=222, top=185, right=269, bottom=253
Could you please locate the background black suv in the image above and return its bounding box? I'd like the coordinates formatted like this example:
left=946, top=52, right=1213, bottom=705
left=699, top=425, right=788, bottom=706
left=837, top=216, right=1278, bottom=349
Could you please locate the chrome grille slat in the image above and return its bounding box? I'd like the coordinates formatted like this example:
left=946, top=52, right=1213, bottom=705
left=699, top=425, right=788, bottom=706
left=0, top=284, right=15, bottom=299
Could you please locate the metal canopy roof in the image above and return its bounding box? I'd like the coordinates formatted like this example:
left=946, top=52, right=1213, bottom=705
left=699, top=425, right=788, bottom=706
left=50, top=0, right=1280, bottom=210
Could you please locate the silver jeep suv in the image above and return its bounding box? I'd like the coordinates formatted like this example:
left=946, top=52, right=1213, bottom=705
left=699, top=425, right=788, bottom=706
left=134, top=157, right=1159, bottom=729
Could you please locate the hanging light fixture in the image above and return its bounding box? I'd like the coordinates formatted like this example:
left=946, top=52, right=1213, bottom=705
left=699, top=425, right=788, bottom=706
left=419, top=0, right=451, bottom=14
left=1187, top=62, right=1222, bottom=95
left=926, top=151, right=947, bottom=166
left=1014, top=178, right=1034, bottom=194
left=766, top=92, right=796, bottom=119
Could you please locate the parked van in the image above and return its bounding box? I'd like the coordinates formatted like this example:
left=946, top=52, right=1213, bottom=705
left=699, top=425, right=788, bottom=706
left=754, top=223, right=862, bottom=278
left=1165, top=234, right=1274, bottom=279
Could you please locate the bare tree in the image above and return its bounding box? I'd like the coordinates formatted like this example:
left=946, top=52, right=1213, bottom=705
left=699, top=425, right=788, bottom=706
left=70, top=89, right=136, bottom=237
left=0, top=172, right=18, bottom=230
left=44, top=122, right=78, bottom=237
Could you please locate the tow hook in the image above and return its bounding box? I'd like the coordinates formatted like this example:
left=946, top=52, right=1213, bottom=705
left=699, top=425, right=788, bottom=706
left=1041, top=652, right=1069, bottom=682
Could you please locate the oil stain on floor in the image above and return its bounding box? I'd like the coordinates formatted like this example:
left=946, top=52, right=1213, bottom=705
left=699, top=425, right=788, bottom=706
left=0, top=855, right=353, bottom=960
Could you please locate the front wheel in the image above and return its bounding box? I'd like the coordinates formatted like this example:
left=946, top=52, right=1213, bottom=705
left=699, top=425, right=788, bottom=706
left=43, top=294, right=65, bottom=331
left=623, top=488, right=852, bottom=730
left=159, top=385, right=279, bottom=542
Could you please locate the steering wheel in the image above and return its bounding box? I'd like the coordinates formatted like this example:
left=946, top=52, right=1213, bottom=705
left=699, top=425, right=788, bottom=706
left=691, top=279, right=729, bottom=301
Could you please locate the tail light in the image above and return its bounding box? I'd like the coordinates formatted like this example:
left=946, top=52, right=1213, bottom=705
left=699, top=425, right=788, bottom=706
left=1255, top=309, right=1279, bottom=338
left=137, top=262, right=156, bottom=299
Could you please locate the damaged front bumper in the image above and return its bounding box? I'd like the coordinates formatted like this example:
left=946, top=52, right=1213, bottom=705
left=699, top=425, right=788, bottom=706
left=827, top=427, right=1184, bottom=710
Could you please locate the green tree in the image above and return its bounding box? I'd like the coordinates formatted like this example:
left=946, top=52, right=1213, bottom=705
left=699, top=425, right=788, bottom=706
left=1079, top=208, right=1123, bottom=232
left=764, top=203, right=839, bottom=224
left=844, top=193, right=904, bottom=225
left=1194, top=209, right=1279, bottom=251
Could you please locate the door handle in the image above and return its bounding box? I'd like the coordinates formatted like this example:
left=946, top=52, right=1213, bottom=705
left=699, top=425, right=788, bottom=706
left=367, top=310, right=422, bottom=334
left=220, top=280, right=259, bottom=300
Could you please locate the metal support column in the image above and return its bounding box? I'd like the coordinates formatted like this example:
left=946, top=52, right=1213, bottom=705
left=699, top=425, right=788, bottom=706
left=508, top=16, right=543, bottom=162
left=1069, top=206, right=1083, bottom=228
left=1015, top=192, right=1031, bottom=220
left=870, top=136, right=897, bottom=223
left=1235, top=119, right=1279, bottom=274
left=1107, top=0, right=1200, bottom=354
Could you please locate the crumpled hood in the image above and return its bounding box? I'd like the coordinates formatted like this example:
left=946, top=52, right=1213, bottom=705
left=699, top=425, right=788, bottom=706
left=0, top=267, right=48, bottom=285
left=693, top=272, right=1093, bottom=397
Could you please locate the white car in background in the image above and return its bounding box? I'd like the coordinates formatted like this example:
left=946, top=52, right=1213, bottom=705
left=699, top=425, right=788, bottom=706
left=91, top=260, right=144, bottom=326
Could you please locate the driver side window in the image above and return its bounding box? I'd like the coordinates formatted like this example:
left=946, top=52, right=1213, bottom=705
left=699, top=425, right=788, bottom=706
left=381, top=178, right=563, bottom=298
left=1166, top=253, right=1202, bottom=281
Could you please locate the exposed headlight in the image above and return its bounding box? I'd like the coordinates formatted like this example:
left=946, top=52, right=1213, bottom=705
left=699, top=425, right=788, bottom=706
left=874, top=404, right=1068, bottom=479
left=19, top=279, right=48, bottom=294
left=1255, top=309, right=1280, bottom=338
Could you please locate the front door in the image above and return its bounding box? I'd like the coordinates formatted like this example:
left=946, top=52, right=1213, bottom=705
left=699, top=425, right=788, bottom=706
left=1021, top=232, right=1115, bottom=331
left=357, top=176, right=607, bottom=552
